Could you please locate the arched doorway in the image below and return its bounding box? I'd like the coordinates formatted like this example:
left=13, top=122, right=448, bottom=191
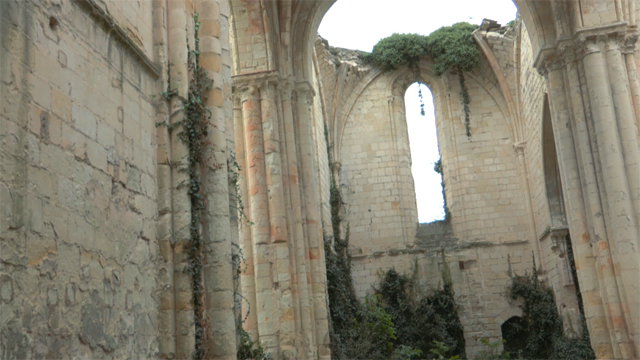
left=501, top=316, right=528, bottom=357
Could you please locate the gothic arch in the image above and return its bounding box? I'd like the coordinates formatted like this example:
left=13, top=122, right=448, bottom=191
left=494, top=306, right=524, bottom=326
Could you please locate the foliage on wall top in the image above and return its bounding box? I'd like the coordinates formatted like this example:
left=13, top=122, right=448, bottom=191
left=364, top=23, right=480, bottom=138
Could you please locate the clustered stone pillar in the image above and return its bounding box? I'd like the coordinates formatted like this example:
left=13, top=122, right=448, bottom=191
left=537, top=25, right=640, bottom=358
left=233, top=75, right=331, bottom=360
left=155, top=1, right=238, bottom=357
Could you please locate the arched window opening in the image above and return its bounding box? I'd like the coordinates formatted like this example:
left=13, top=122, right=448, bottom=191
left=405, top=83, right=445, bottom=223
left=501, top=316, right=528, bottom=357
left=542, top=94, right=567, bottom=227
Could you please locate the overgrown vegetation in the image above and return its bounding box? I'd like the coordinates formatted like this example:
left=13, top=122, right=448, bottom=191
left=324, top=244, right=466, bottom=360
left=228, top=151, right=251, bottom=226
left=375, top=265, right=466, bottom=360
left=365, top=23, right=480, bottom=137
left=475, top=339, right=509, bottom=360
left=236, top=325, right=271, bottom=360
left=508, top=260, right=595, bottom=360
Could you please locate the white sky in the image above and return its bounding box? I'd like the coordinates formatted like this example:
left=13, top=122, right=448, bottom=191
left=318, top=0, right=517, bottom=222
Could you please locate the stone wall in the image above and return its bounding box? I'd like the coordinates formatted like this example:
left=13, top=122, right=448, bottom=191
left=0, top=0, right=160, bottom=357
left=0, top=0, right=237, bottom=358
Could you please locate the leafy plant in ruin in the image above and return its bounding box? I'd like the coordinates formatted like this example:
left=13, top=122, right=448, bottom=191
left=474, top=338, right=510, bottom=360
left=507, top=256, right=595, bottom=360
left=324, top=246, right=466, bottom=360
left=364, top=22, right=480, bottom=138
left=374, top=260, right=466, bottom=360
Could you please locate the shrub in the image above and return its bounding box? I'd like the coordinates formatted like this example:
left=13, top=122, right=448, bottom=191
left=508, top=269, right=595, bottom=360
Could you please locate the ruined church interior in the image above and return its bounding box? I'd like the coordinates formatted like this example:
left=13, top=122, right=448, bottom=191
left=1, top=0, right=639, bottom=359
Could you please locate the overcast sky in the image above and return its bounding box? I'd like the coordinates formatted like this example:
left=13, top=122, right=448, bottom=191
left=318, top=0, right=517, bottom=222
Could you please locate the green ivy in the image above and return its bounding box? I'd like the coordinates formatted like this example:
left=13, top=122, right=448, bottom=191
left=508, top=262, right=595, bottom=360
left=365, top=23, right=480, bottom=138
left=161, top=13, right=214, bottom=359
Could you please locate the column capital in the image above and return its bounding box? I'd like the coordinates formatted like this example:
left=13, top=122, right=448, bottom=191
left=232, top=70, right=296, bottom=102
left=278, top=76, right=296, bottom=102
left=534, top=24, right=639, bottom=75
left=514, top=141, right=527, bottom=155
left=535, top=48, right=566, bottom=76
left=622, top=33, right=639, bottom=54
left=237, top=84, right=260, bottom=102
left=294, top=82, right=315, bottom=105
left=549, top=227, right=569, bottom=250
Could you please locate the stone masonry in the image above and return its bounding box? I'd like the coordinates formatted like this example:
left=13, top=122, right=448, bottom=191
left=1, top=0, right=639, bottom=359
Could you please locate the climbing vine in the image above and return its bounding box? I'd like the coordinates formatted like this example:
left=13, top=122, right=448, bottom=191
left=508, top=259, right=595, bottom=360
left=160, top=13, right=213, bottom=359
left=365, top=23, right=480, bottom=137
left=228, top=150, right=251, bottom=226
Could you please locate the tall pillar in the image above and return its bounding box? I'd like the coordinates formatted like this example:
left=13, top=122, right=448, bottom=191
left=260, top=79, right=298, bottom=356
left=581, top=33, right=638, bottom=358
left=564, top=50, right=623, bottom=358
left=167, top=0, right=195, bottom=357
left=198, top=0, right=239, bottom=357
left=543, top=58, right=601, bottom=349
left=232, top=74, right=331, bottom=360
left=239, top=83, right=281, bottom=354
left=234, top=94, right=259, bottom=340
left=295, top=83, right=331, bottom=360
left=280, top=80, right=317, bottom=359
left=153, top=0, right=176, bottom=356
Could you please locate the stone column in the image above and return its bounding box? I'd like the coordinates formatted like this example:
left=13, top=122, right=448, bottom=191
left=604, top=33, right=640, bottom=233
left=563, top=49, right=623, bottom=358
left=240, top=83, right=281, bottom=354
left=231, top=74, right=330, bottom=360
left=622, top=35, right=640, bottom=127
left=234, top=94, right=259, bottom=340
left=543, top=59, right=597, bottom=345
left=259, top=79, right=297, bottom=355
left=295, top=83, right=331, bottom=360
left=153, top=0, right=176, bottom=356
left=280, top=81, right=317, bottom=359
left=167, top=0, right=195, bottom=357
left=198, top=0, right=238, bottom=357
left=581, top=34, right=638, bottom=358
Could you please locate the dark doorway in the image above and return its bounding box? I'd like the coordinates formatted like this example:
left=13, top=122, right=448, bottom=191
left=501, top=316, right=528, bottom=357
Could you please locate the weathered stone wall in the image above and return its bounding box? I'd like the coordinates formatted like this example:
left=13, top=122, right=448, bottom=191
left=0, top=0, right=238, bottom=358
left=0, top=0, right=160, bottom=357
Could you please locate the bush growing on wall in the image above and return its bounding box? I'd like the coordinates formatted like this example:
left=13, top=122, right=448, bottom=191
left=508, top=268, right=595, bottom=359
left=323, top=242, right=466, bottom=360
left=375, top=268, right=466, bottom=359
